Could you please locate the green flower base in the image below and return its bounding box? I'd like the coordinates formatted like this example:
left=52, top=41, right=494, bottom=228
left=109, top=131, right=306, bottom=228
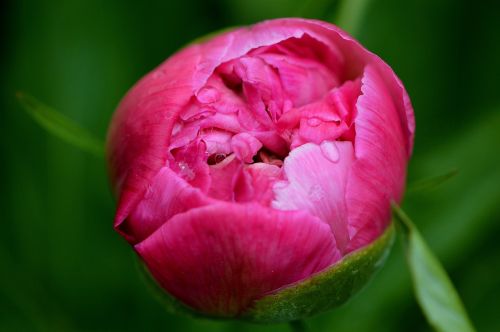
left=244, top=223, right=395, bottom=322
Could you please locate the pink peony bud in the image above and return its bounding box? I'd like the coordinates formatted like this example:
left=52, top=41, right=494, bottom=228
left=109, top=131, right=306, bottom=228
left=107, top=18, right=415, bottom=322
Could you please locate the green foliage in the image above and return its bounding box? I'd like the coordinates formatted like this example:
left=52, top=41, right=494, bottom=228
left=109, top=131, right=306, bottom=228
left=16, top=92, right=104, bottom=158
left=392, top=204, right=476, bottom=332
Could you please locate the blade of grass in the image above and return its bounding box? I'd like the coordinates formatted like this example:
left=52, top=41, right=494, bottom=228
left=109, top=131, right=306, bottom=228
left=16, top=92, right=104, bottom=158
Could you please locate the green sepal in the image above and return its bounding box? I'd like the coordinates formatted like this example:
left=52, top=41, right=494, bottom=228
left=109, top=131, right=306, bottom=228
left=243, top=223, right=395, bottom=323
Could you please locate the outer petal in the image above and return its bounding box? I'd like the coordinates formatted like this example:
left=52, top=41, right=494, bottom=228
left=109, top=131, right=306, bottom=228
left=106, top=45, right=204, bottom=237
left=345, top=65, right=409, bottom=252
left=135, top=203, right=341, bottom=316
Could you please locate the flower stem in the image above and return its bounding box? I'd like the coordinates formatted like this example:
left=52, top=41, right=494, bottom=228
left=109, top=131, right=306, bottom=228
left=289, top=320, right=308, bottom=332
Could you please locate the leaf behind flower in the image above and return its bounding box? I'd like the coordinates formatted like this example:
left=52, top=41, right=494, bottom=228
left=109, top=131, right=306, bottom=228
left=392, top=203, right=476, bottom=332
left=16, top=92, right=105, bottom=158
left=407, top=168, right=459, bottom=193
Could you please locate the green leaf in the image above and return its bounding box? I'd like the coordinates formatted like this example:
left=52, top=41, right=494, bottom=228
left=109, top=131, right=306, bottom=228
left=16, top=92, right=105, bottom=158
left=392, top=203, right=476, bottom=332
left=407, top=168, right=459, bottom=193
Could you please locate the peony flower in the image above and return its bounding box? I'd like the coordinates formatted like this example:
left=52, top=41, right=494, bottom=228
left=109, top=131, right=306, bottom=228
left=107, top=18, right=415, bottom=322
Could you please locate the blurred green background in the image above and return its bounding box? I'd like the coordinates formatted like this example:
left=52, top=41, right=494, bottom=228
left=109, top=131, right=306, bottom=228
left=1, top=0, right=500, bottom=331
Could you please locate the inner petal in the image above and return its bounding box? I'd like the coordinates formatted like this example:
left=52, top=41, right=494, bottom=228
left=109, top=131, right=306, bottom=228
left=272, top=141, right=354, bottom=253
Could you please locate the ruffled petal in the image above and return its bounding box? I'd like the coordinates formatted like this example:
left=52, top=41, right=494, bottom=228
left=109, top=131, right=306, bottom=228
left=231, top=133, right=262, bottom=163
left=255, top=50, right=337, bottom=106
left=135, top=203, right=340, bottom=316
left=107, top=45, right=205, bottom=236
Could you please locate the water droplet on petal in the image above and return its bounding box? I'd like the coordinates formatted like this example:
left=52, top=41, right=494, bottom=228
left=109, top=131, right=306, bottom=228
left=320, top=141, right=340, bottom=163
left=178, top=161, right=195, bottom=180
left=197, top=86, right=220, bottom=104
left=307, top=117, right=322, bottom=127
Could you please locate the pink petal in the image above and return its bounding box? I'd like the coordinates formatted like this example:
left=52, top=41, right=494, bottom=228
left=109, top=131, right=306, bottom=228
left=345, top=65, right=409, bottom=252
left=366, top=60, right=416, bottom=157
left=255, top=51, right=336, bottom=107
left=234, top=163, right=281, bottom=204
left=123, top=167, right=209, bottom=243
left=326, top=78, right=361, bottom=122
left=135, top=203, right=340, bottom=316
left=279, top=78, right=361, bottom=148
left=252, top=130, right=289, bottom=157
left=170, top=140, right=211, bottom=192
left=231, top=133, right=262, bottom=163
left=169, top=122, right=200, bottom=150
left=107, top=46, right=204, bottom=235
left=273, top=141, right=354, bottom=253
left=207, top=155, right=242, bottom=201
left=233, top=56, right=284, bottom=125
left=201, top=129, right=233, bottom=156
left=296, top=120, right=348, bottom=147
